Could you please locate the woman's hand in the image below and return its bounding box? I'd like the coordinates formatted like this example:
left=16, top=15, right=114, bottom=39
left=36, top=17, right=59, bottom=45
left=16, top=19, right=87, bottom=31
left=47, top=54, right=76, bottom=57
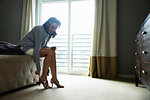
left=51, top=46, right=56, bottom=51
left=35, top=70, right=40, bottom=77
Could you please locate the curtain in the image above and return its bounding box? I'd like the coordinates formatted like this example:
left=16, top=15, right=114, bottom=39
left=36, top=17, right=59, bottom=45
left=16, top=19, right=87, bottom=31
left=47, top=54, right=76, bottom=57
left=20, top=0, right=35, bottom=39
left=89, top=0, right=117, bottom=79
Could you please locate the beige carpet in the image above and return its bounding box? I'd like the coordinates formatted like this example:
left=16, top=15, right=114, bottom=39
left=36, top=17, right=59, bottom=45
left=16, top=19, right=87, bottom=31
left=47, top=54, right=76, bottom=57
left=0, top=74, right=150, bottom=100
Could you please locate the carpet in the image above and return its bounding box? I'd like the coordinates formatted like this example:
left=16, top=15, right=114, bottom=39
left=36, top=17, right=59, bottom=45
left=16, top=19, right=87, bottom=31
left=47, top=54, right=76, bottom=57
left=0, top=74, right=150, bottom=100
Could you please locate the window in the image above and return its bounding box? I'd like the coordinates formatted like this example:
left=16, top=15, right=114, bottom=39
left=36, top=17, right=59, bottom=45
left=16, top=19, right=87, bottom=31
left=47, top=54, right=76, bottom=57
left=37, top=0, right=94, bottom=75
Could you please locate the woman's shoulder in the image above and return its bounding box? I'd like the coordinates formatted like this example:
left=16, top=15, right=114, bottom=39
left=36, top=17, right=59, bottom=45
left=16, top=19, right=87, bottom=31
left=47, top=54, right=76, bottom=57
left=31, top=25, right=45, bottom=33
left=29, top=25, right=42, bottom=32
left=33, top=25, right=43, bottom=30
left=32, top=25, right=47, bottom=37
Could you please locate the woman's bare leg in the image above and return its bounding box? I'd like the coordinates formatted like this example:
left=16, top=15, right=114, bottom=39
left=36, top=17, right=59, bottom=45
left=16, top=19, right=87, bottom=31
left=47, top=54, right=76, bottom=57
left=40, top=48, right=64, bottom=88
left=40, top=48, right=57, bottom=80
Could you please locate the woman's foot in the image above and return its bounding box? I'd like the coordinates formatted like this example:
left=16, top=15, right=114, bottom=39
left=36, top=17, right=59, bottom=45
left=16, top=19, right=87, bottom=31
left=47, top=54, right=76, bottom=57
left=39, top=78, right=52, bottom=89
left=50, top=79, right=64, bottom=88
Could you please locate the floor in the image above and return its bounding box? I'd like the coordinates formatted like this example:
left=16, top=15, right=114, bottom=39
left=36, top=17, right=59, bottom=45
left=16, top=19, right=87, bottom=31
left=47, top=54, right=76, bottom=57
left=0, top=74, right=150, bottom=100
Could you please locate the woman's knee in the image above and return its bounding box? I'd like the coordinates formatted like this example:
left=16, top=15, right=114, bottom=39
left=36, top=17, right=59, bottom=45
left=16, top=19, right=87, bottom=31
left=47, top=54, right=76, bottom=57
left=47, top=49, right=55, bottom=56
left=40, top=48, right=54, bottom=57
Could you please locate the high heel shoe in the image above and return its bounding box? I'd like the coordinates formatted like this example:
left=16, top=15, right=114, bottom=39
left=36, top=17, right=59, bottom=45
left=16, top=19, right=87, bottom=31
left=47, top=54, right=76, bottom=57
left=50, top=79, right=64, bottom=88
left=39, top=78, right=51, bottom=89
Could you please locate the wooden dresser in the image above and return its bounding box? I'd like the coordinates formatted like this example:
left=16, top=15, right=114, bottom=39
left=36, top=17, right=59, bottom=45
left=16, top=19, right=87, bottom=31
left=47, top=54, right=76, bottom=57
left=135, top=13, right=150, bottom=90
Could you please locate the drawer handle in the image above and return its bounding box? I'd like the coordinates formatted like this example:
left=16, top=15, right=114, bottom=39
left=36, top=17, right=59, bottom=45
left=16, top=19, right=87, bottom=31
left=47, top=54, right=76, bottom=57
left=135, top=39, right=138, bottom=42
left=135, top=52, right=138, bottom=55
left=142, top=51, right=148, bottom=54
left=142, top=70, right=147, bottom=74
left=135, top=66, right=138, bottom=69
left=142, top=31, right=147, bottom=34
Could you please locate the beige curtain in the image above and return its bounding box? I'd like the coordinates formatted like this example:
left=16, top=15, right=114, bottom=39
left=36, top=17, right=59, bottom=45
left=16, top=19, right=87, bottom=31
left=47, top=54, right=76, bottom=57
left=20, top=0, right=35, bottom=39
left=89, top=0, right=117, bottom=79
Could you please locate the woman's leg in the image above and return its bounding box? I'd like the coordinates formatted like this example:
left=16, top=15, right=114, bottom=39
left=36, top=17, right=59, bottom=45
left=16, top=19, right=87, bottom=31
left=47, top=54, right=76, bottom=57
left=40, top=48, right=64, bottom=88
left=39, top=48, right=57, bottom=80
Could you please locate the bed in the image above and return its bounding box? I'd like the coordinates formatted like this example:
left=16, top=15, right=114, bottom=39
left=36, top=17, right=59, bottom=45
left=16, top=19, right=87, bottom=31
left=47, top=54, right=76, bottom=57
left=0, top=55, right=40, bottom=94
left=0, top=41, right=41, bottom=94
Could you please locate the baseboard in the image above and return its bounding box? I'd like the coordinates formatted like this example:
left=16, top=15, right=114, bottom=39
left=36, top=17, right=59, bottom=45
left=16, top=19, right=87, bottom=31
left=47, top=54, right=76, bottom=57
left=118, top=74, right=135, bottom=79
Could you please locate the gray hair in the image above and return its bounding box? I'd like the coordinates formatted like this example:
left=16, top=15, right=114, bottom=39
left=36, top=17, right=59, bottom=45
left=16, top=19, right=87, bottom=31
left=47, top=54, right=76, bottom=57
left=43, top=17, right=61, bottom=32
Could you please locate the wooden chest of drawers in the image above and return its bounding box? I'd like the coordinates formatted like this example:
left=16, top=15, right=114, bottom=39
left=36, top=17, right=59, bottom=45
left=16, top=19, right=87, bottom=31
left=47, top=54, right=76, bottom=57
left=135, top=13, right=150, bottom=90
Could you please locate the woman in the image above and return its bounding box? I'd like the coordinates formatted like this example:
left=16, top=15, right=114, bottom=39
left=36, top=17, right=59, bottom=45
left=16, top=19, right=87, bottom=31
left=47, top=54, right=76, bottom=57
left=17, top=17, right=64, bottom=88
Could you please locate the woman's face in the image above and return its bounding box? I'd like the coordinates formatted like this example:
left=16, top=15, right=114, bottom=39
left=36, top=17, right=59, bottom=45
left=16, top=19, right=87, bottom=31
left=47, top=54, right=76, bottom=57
left=49, top=23, right=58, bottom=34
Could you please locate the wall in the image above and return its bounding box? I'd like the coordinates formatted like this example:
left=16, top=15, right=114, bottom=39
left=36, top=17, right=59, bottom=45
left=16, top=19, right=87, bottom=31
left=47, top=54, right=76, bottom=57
left=0, top=0, right=22, bottom=44
left=0, top=0, right=150, bottom=76
left=117, top=0, right=150, bottom=76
